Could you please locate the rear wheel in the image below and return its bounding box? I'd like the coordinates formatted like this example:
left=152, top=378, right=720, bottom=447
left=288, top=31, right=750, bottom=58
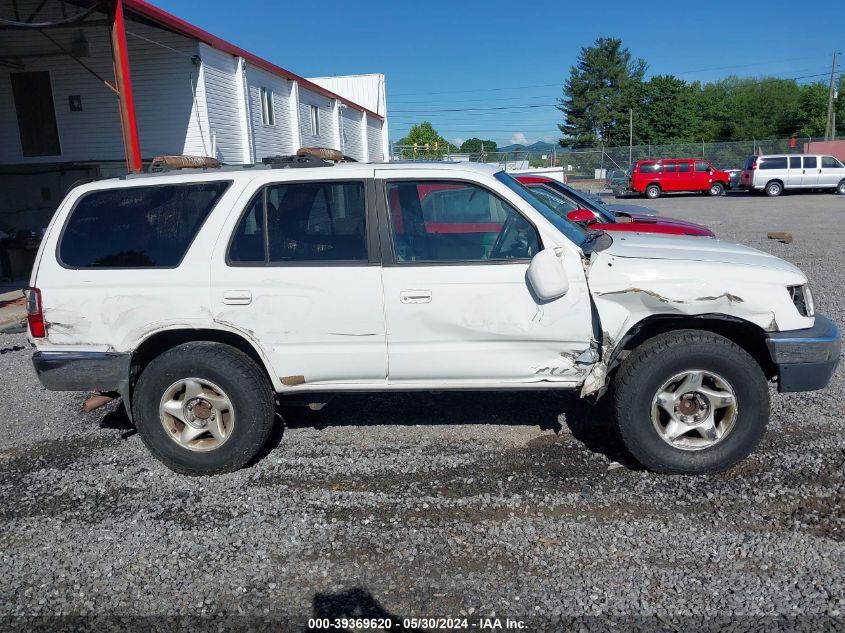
left=645, top=184, right=661, bottom=199
left=765, top=180, right=783, bottom=197
left=133, top=342, right=275, bottom=475
left=708, top=182, right=725, bottom=196
left=612, top=330, right=769, bottom=474
left=837, top=179, right=845, bottom=195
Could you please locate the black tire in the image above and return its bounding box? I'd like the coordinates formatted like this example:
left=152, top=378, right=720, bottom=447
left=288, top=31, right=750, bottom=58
left=645, top=184, right=661, bottom=199
left=708, top=182, right=725, bottom=196
left=133, top=342, right=275, bottom=475
left=611, top=330, right=769, bottom=474
left=765, top=180, right=783, bottom=197
left=837, top=180, right=845, bottom=195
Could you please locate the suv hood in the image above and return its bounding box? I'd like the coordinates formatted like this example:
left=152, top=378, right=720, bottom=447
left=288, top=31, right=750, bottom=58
left=603, top=233, right=801, bottom=274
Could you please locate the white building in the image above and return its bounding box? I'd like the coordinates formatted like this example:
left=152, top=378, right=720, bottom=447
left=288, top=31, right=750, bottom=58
left=0, top=0, right=388, bottom=283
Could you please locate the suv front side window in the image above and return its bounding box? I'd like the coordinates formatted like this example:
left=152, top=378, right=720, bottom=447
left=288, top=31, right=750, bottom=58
left=822, top=156, right=844, bottom=168
left=386, top=180, right=539, bottom=263
left=694, top=161, right=711, bottom=172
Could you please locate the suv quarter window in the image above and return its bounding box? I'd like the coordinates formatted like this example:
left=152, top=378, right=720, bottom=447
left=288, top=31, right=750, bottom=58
left=759, top=157, right=788, bottom=170
left=385, top=180, right=540, bottom=264
left=638, top=162, right=662, bottom=174
left=789, top=156, right=802, bottom=169
left=59, top=181, right=231, bottom=269
left=228, top=180, right=370, bottom=265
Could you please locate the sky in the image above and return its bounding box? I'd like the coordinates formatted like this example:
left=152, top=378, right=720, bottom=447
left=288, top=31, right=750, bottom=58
left=152, top=0, right=845, bottom=148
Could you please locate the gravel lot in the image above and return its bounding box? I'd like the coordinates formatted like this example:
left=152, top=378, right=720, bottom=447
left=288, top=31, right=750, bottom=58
left=1, top=191, right=843, bottom=632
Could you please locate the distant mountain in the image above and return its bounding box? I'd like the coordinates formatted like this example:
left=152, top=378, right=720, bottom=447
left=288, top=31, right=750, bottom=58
left=498, top=141, right=560, bottom=153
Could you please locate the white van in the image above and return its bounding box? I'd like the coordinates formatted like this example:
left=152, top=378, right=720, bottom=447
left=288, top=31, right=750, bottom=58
left=26, top=160, right=839, bottom=476
left=740, top=154, right=845, bottom=196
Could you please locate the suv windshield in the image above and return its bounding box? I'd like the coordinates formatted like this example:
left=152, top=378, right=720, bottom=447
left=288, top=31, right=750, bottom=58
left=495, top=172, right=595, bottom=249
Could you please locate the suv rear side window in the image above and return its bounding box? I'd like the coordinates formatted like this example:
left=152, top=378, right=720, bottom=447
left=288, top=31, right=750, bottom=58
left=759, top=157, right=787, bottom=170
left=387, top=181, right=539, bottom=263
left=229, top=181, right=368, bottom=264
left=60, top=182, right=230, bottom=268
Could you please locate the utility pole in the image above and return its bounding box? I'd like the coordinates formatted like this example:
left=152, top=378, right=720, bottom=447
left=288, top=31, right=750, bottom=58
left=628, top=108, right=633, bottom=168
left=824, top=51, right=839, bottom=141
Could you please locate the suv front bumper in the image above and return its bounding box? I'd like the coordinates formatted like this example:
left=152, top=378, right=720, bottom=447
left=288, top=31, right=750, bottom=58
left=766, top=315, right=840, bottom=392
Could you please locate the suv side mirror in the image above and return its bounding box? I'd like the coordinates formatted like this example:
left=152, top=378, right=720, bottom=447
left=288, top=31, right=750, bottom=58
left=527, top=248, right=570, bottom=301
left=566, top=209, right=596, bottom=224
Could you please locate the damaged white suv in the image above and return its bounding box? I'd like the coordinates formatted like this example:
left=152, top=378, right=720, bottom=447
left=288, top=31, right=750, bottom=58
left=27, top=161, right=839, bottom=475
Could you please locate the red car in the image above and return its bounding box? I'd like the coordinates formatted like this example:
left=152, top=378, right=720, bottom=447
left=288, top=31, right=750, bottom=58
left=629, top=158, right=730, bottom=199
left=515, top=175, right=715, bottom=237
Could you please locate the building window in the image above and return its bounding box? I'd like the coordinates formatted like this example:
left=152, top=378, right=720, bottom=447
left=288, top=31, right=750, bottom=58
left=310, top=105, right=320, bottom=136
left=260, top=87, right=274, bottom=126
left=10, top=71, right=61, bottom=157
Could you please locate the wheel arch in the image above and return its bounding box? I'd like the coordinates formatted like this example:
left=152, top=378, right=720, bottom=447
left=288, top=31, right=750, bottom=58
left=611, top=314, right=776, bottom=380
left=130, top=327, right=278, bottom=395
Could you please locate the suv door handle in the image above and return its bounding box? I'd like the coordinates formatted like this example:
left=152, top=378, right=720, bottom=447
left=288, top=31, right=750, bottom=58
left=400, top=290, right=432, bottom=304
left=223, top=290, right=252, bottom=305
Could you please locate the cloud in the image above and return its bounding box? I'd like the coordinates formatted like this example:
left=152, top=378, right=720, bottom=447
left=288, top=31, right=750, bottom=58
left=510, top=132, right=529, bottom=145
left=452, top=137, right=465, bottom=146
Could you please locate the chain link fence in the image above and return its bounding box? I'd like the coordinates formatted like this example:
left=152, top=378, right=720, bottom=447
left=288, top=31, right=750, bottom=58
left=392, top=137, right=829, bottom=177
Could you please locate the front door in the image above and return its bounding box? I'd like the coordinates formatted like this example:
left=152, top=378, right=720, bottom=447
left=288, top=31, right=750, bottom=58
left=210, top=177, right=387, bottom=387
left=375, top=172, right=593, bottom=386
left=819, top=156, right=845, bottom=187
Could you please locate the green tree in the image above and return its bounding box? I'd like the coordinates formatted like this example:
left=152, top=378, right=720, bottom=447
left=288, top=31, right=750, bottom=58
left=558, top=37, right=646, bottom=148
left=632, top=75, right=700, bottom=144
left=397, top=121, right=457, bottom=158
left=794, top=82, right=829, bottom=137
left=459, top=138, right=498, bottom=154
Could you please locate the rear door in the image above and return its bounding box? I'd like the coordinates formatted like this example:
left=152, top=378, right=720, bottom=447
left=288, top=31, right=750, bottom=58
left=675, top=160, right=693, bottom=191
left=786, top=156, right=804, bottom=188
left=210, top=173, right=388, bottom=388
left=375, top=170, right=593, bottom=386
left=660, top=160, right=679, bottom=191
left=800, top=156, right=819, bottom=187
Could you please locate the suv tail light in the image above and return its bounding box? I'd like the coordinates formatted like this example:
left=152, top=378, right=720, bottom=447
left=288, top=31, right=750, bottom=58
left=25, top=287, right=46, bottom=338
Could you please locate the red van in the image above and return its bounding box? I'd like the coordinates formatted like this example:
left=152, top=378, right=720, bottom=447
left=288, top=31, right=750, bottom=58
left=629, top=159, right=730, bottom=199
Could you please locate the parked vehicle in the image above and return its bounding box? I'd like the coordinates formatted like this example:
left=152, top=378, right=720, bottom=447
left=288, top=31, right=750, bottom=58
left=739, top=154, right=845, bottom=196
left=630, top=159, right=731, bottom=199
left=515, top=175, right=714, bottom=237
left=27, top=160, right=838, bottom=476
left=725, top=169, right=742, bottom=190
left=516, top=175, right=659, bottom=217
left=606, top=168, right=629, bottom=194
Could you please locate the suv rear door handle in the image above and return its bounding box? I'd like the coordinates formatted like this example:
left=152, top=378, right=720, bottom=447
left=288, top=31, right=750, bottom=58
left=223, top=290, right=252, bottom=305
left=400, top=290, right=432, bottom=304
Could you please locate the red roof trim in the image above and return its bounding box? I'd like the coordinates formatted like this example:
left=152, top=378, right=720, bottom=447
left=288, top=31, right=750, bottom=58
left=123, top=0, right=384, bottom=122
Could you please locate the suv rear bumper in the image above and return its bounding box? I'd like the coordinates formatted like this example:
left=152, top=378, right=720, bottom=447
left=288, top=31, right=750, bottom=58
left=33, top=351, right=130, bottom=392
left=765, top=315, right=840, bottom=392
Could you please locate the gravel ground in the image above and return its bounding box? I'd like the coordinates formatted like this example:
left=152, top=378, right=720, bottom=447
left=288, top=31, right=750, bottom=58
left=1, top=191, right=843, bottom=632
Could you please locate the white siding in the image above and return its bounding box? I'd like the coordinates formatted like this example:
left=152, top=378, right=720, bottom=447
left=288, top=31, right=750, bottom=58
left=340, top=107, right=365, bottom=161
left=246, top=66, right=295, bottom=160
left=199, top=43, right=247, bottom=164
left=126, top=22, right=208, bottom=158
left=298, top=88, right=336, bottom=149
left=367, top=116, right=384, bottom=162
left=308, top=74, right=387, bottom=117
left=0, top=9, right=123, bottom=163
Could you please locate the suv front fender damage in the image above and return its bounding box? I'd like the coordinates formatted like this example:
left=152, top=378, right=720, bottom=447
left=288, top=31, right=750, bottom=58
left=579, top=250, right=813, bottom=397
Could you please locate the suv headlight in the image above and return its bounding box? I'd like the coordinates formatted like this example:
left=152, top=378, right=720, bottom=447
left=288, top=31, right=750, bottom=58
left=788, top=284, right=815, bottom=317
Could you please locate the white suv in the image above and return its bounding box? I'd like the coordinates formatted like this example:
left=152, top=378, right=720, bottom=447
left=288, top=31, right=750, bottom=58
left=26, top=161, right=839, bottom=475
left=740, top=154, right=845, bottom=196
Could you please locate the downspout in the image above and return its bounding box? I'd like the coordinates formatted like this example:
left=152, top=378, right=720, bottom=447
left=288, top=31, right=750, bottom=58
left=110, top=0, right=142, bottom=173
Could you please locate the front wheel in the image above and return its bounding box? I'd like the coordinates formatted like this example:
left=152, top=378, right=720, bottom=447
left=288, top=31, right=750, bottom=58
left=611, top=330, right=769, bottom=474
left=133, top=342, right=275, bottom=475
left=708, top=182, right=725, bottom=196
left=837, top=179, right=845, bottom=195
